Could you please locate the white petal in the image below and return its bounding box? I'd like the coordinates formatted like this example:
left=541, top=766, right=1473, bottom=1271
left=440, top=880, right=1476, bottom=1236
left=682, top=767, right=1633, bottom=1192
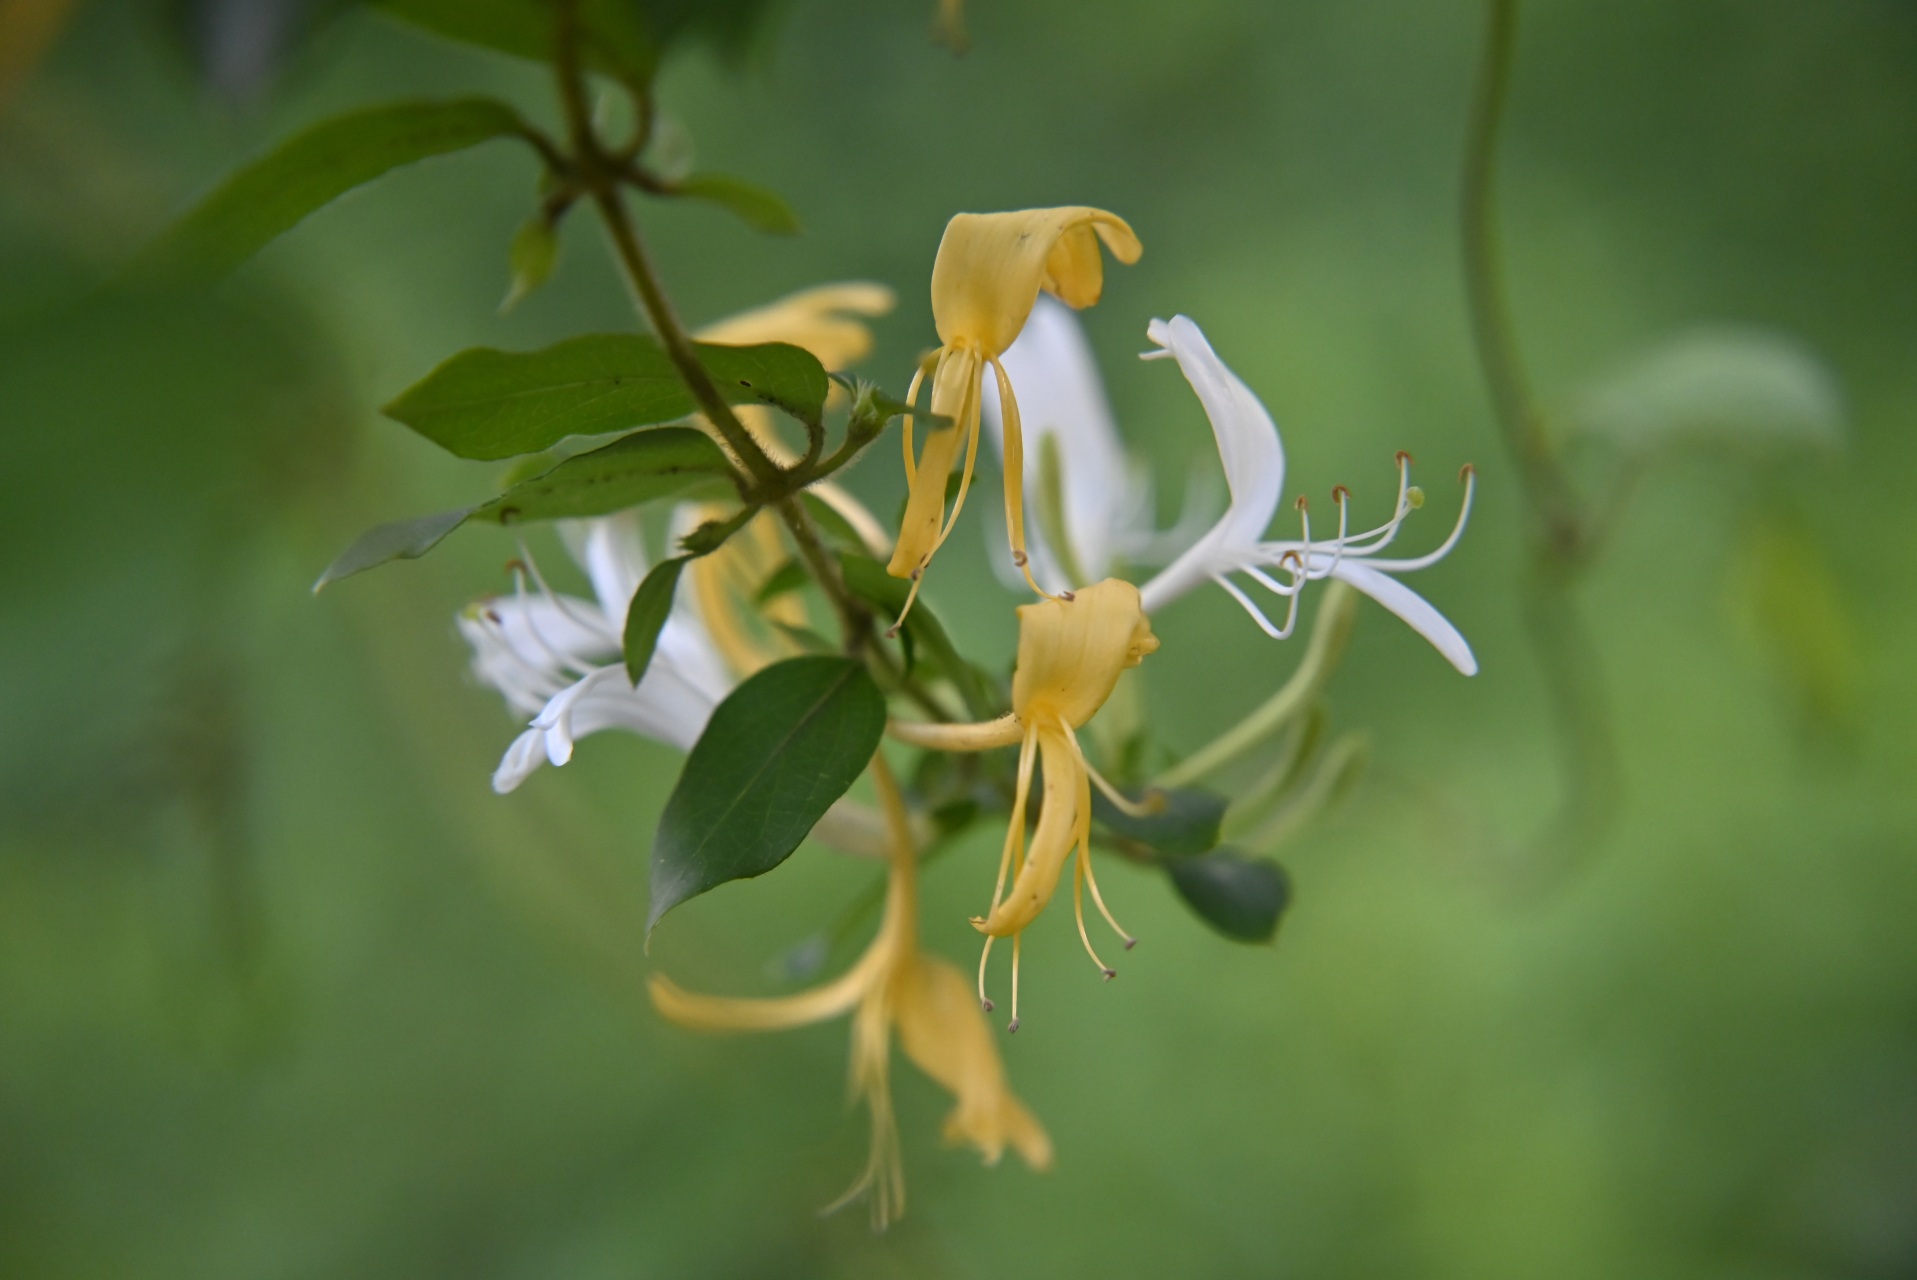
left=562, top=511, right=650, bottom=623
left=492, top=729, right=548, bottom=794
left=981, top=293, right=1133, bottom=583
left=1331, top=561, right=1478, bottom=676
left=1136, top=316, right=1288, bottom=613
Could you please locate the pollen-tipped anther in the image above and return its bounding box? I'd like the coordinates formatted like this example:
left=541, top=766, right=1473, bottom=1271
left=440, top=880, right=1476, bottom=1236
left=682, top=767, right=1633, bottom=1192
left=1294, top=495, right=1308, bottom=511
left=1007, top=1017, right=1021, bottom=1034
left=1122, top=938, right=1137, bottom=951
left=1395, top=450, right=1415, bottom=467
left=1459, top=462, right=1476, bottom=483
left=1101, top=968, right=1116, bottom=981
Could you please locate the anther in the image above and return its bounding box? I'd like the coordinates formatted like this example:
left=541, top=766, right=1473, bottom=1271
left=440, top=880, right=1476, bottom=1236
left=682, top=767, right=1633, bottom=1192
left=1007, top=1017, right=1021, bottom=1034
left=1459, top=462, right=1476, bottom=483
left=910, top=567, right=922, bottom=581
left=504, top=558, right=527, bottom=574
left=1294, top=495, right=1308, bottom=511
left=1101, top=968, right=1117, bottom=981
left=1123, top=938, right=1137, bottom=951
left=981, top=998, right=994, bottom=1012
left=1012, top=550, right=1027, bottom=567
left=1331, top=484, right=1350, bottom=504
left=1060, top=590, right=1076, bottom=602
left=1395, top=450, right=1415, bottom=466
left=885, top=623, right=902, bottom=639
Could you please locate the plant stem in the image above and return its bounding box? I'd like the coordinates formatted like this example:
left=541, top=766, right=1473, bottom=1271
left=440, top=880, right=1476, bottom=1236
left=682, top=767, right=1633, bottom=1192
left=1461, top=0, right=1620, bottom=867
left=1153, top=582, right=1359, bottom=789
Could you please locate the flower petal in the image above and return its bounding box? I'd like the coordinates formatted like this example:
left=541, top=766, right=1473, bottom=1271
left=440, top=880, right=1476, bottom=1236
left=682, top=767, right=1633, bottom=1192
left=491, top=728, right=548, bottom=794
left=1330, top=560, right=1478, bottom=676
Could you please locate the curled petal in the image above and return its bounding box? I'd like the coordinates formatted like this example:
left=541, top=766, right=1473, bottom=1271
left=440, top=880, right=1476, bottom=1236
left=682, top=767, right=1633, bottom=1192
left=1330, top=560, right=1478, bottom=676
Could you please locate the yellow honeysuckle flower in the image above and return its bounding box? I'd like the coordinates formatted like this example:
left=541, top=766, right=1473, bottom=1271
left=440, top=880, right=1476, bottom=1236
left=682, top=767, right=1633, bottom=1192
left=648, top=754, right=1051, bottom=1229
left=887, top=208, right=1141, bottom=614
left=679, top=503, right=806, bottom=678
left=888, top=578, right=1159, bottom=1028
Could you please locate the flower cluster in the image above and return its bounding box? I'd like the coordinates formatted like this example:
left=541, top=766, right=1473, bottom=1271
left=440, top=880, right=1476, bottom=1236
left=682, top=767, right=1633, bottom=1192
left=456, top=206, right=1474, bottom=1226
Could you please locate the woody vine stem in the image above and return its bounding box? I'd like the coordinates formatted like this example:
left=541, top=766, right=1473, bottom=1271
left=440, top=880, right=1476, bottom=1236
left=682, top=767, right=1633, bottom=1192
left=1461, top=0, right=1621, bottom=872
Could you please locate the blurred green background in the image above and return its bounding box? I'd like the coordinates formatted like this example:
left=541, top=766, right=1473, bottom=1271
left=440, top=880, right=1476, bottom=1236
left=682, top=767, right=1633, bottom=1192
left=4, top=1, right=1915, bottom=1276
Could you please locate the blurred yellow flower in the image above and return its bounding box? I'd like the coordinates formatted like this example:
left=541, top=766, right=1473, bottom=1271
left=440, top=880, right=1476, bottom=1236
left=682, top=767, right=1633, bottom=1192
left=889, top=578, right=1158, bottom=1027
left=648, top=755, right=1050, bottom=1229
left=887, top=208, right=1141, bottom=611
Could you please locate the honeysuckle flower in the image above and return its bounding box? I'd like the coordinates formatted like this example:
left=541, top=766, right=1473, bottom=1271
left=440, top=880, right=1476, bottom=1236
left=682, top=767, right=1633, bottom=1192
left=889, top=578, right=1159, bottom=1027
left=887, top=207, right=1141, bottom=609
left=649, top=756, right=1051, bottom=1229
left=459, top=511, right=733, bottom=794
left=1134, top=315, right=1478, bottom=676
left=979, top=293, right=1216, bottom=593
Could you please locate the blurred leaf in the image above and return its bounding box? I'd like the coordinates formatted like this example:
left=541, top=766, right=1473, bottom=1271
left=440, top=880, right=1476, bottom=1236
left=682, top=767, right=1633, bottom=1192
left=838, top=552, right=994, bottom=717
left=1568, top=326, right=1846, bottom=456
left=1728, top=512, right=1862, bottom=738
left=1167, top=849, right=1291, bottom=944
left=384, top=335, right=827, bottom=460
left=1092, top=786, right=1227, bottom=857
left=673, top=172, right=801, bottom=235
left=753, top=559, right=809, bottom=605
left=312, top=506, right=473, bottom=591
left=800, top=492, right=865, bottom=551
left=650, top=657, right=885, bottom=931
left=315, top=427, right=729, bottom=588
left=498, top=215, right=559, bottom=314
left=623, top=555, right=691, bottom=685
left=371, top=0, right=656, bottom=85
left=131, top=97, right=529, bottom=285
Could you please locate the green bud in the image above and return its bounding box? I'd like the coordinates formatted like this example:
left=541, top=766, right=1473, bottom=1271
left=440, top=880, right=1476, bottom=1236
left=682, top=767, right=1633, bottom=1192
left=499, top=216, right=559, bottom=315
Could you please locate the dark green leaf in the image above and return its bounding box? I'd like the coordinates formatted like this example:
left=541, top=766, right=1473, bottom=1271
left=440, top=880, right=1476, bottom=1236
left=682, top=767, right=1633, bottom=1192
left=673, top=172, right=801, bottom=235
left=702, top=341, right=829, bottom=430
left=623, top=556, right=691, bottom=684
left=371, top=0, right=656, bottom=85
left=131, top=98, right=529, bottom=286
left=499, top=215, right=559, bottom=314
left=383, top=335, right=826, bottom=461
left=800, top=492, right=865, bottom=551
left=650, top=656, right=886, bottom=931
left=754, top=559, right=809, bottom=605
left=837, top=552, right=993, bottom=717
left=1091, top=786, right=1227, bottom=857
left=473, top=427, right=732, bottom=523
left=769, top=621, right=838, bottom=654
left=312, top=506, right=473, bottom=592
left=1167, top=850, right=1291, bottom=944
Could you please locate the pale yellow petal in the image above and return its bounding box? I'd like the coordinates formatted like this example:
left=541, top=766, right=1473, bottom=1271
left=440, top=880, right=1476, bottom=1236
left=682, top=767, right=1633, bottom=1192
left=892, top=954, right=1053, bottom=1170
left=695, top=281, right=896, bottom=370
left=1011, top=578, right=1159, bottom=727
left=886, top=713, right=1024, bottom=752
left=973, top=724, right=1080, bottom=937
left=930, top=208, right=1140, bottom=355
left=887, top=346, right=982, bottom=579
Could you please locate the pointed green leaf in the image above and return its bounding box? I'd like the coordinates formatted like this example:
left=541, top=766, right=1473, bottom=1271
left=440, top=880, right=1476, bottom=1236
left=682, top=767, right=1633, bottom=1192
left=312, top=506, right=474, bottom=592
left=1092, top=786, right=1227, bottom=858
left=383, top=335, right=827, bottom=460
left=1167, top=849, right=1291, bottom=944
left=623, top=555, right=692, bottom=685
left=499, top=215, right=559, bottom=314
left=650, top=656, right=886, bottom=931
left=753, top=559, right=810, bottom=605
left=473, top=427, right=732, bottom=523
left=838, top=552, right=994, bottom=718
left=674, top=172, right=801, bottom=235
left=371, top=0, right=656, bottom=85
left=131, top=98, right=529, bottom=286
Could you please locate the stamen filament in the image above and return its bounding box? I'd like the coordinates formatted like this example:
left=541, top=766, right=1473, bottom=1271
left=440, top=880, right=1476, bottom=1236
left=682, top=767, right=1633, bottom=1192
left=1079, top=840, right=1135, bottom=950
left=1073, top=855, right=1116, bottom=978
left=1008, top=933, right=1022, bottom=1033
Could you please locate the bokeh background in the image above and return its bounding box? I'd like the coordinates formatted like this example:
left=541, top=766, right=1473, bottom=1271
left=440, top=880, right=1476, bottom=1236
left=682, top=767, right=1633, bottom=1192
left=4, top=1, right=1915, bottom=1276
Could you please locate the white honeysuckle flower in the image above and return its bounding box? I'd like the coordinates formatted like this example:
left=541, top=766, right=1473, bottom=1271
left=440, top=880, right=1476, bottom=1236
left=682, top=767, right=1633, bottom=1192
left=978, top=293, right=1216, bottom=593
left=458, top=510, right=734, bottom=793
left=1135, top=314, right=1478, bottom=676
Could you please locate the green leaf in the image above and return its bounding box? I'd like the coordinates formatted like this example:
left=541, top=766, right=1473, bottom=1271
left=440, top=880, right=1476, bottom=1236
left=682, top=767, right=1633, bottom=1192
left=623, top=555, right=691, bottom=684
left=371, top=0, right=656, bottom=86
left=753, top=559, right=810, bottom=605
left=1568, top=326, right=1846, bottom=456
left=383, top=335, right=828, bottom=461
left=1091, top=786, right=1228, bottom=858
left=311, top=506, right=473, bottom=592
left=673, top=172, right=801, bottom=235
left=837, top=552, right=994, bottom=718
left=499, top=215, right=559, bottom=314
left=800, top=492, right=865, bottom=551
left=132, top=98, right=529, bottom=286
left=1167, top=850, right=1291, bottom=944
left=314, top=427, right=729, bottom=589
left=472, top=427, right=732, bottom=523
left=650, top=656, right=886, bottom=931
